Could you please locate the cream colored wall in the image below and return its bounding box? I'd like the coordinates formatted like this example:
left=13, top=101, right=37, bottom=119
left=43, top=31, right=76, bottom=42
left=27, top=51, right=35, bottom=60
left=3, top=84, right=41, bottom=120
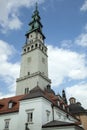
left=76, top=115, right=87, bottom=130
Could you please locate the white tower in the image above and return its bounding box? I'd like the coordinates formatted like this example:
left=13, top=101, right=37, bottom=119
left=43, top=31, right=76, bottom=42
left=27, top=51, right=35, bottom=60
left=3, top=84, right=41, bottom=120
left=16, top=4, right=51, bottom=95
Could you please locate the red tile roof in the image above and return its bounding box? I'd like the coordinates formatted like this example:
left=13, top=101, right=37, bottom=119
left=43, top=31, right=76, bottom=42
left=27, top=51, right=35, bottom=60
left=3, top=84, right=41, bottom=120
left=0, top=87, right=68, bottom=115
left=0, top=95, right=25, bottom=115
left=0, top=86, right=79, bottom=123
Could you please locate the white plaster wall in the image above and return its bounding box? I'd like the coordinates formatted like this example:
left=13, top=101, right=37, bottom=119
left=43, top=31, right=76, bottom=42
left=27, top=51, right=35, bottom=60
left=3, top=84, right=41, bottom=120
left=54, top=107, right=75, bottom=123
left=16, top=74, right=51, bottom=95
left=20, top=49, right=48, bottom=78
left=18, top=97, right=79, bottom=130
left=18, top=98, right=43, bottom=130
left=17, top=97, right=54, bottom=130
left=29, top=32, right=43, bottom=43
left=29, top=32, right=36, bottom=42
left=41, top=98, right=53, bottom=125
left=0, top=97, right=80, bottom=130
left=0, top=113, right=18, bottom=130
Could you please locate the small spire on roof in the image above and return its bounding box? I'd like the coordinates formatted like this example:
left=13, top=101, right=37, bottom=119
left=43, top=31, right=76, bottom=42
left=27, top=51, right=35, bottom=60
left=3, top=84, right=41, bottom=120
left=62, top=89, right=67, bottom=104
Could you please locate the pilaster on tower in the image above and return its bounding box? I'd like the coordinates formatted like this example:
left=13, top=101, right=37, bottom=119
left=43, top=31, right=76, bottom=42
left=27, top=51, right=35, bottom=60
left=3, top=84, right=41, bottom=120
left=16, top=4, right=51, bottom=95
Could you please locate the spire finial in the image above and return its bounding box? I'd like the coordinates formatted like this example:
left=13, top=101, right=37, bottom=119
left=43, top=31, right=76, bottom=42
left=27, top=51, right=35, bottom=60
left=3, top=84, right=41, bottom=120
left=36, top=2, right=38, bottom=11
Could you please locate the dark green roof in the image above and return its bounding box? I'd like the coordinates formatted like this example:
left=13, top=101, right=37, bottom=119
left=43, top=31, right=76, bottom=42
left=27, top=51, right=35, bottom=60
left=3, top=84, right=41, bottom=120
left=25, top=3, right=45, bottom=39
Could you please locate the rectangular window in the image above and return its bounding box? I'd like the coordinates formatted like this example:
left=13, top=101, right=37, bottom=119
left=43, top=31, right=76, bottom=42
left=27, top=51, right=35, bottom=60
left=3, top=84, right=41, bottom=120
left=46, top=110, right=50, bottom=122
left=42, top=57, right=45, bottom=64
left=25, top=88, right=29, bottom=94
left=8, top=102, right=13, bottom=109
left=26, top=109, right=34, bottom=123
left=27, top=112, right=33, bottom=123
left=4, top=119, right=10, bottom=129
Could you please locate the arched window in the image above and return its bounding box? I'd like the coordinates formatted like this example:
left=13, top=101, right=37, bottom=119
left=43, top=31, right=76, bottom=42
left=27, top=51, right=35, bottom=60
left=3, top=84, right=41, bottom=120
left=39, top=44, right=41, bottom=49
left=27, top=47, right=30, bottom=51
left=24, top=48, right=26, bottom=52
left=35, top=44, right=38, bottom=48
left=31, top=45, right=34, bottom=49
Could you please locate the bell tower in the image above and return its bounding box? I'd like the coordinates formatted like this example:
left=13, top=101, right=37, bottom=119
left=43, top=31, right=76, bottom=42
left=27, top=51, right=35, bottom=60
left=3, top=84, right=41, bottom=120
left=16, top=3, right=51, bottom=95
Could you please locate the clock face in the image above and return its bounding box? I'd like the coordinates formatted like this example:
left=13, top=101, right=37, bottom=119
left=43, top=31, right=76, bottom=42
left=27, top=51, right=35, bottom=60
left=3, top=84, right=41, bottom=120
left=27, top=57, right=31, bottom=63
left=42, top=57, right=45, bottom=64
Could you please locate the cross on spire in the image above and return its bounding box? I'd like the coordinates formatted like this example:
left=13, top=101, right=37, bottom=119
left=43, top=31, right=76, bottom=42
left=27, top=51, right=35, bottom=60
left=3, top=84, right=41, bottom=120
left=36, top=2, right=38, bottom=11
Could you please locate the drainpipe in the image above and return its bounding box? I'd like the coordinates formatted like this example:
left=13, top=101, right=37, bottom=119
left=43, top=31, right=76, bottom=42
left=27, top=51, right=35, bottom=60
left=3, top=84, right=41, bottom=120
left=51, top=104, right=54, bottom=121
left=25, top=123, right=30, bottom=130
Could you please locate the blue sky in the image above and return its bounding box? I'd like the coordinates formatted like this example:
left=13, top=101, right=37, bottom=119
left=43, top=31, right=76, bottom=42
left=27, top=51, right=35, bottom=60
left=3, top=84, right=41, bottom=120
left=0, top=0, right=87, bottom=108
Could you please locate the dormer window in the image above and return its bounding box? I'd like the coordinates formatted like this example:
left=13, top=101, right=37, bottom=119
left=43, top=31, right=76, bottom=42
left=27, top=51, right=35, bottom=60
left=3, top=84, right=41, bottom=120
left=57, top=101, right=60, bottom=106
left=8, top=102, right=13, bottom=109
left=0, top=104, right=4, bottom=109
left=63, top=104, right=65, bottom=110
left=8, top=100, right=16, bottom=109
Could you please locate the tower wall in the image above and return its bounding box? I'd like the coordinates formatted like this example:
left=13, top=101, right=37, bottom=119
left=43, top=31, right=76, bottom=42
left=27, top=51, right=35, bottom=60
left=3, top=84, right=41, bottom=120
left=16, top=4, right=51, bottom=95
left=20, top=48, right=48, bottom=78
left=16, top=72, right=51, bottom=95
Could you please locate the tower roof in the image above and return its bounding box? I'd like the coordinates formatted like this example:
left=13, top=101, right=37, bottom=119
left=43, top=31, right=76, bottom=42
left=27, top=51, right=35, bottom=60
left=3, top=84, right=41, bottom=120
left=25, top=3, right=45, bottom=39
left=69, top=103, right=86, bottom=115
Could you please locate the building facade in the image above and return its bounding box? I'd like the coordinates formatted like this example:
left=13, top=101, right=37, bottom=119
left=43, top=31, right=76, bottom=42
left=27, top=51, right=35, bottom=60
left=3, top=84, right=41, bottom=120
left=16, top=3, right=51, bottom=95
left=0, top=4, right=85, bottom=130
left=69, top=97, right=87, bottom=130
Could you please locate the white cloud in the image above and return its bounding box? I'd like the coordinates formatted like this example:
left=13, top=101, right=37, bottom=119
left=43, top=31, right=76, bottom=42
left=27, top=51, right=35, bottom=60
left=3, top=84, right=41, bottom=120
left=80, top=0, right=87, bottom=12
left=0, top=92, right=14, bottom=99
left=66, top=83, right=87, bottom=108
left=0, top=0, right=44, bottom=32
left=60, top=40, right=72, bottom=49
left=48, top=45, right=87, bottom=87
left=0, top=40, right=20, bottom=95
left=84, top=24, right=87, bottom=32
left=75, top=33, right=87, bottom=47
left=48, top=44, right=87, bottom=108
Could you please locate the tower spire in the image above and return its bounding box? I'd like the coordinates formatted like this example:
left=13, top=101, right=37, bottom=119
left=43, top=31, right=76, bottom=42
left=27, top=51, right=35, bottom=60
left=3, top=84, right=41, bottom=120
left=25, top=3, right=45, bottom=40
left=36, top=2, right=38, bottom=11
left=16, top=3, right=51, bottom=95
